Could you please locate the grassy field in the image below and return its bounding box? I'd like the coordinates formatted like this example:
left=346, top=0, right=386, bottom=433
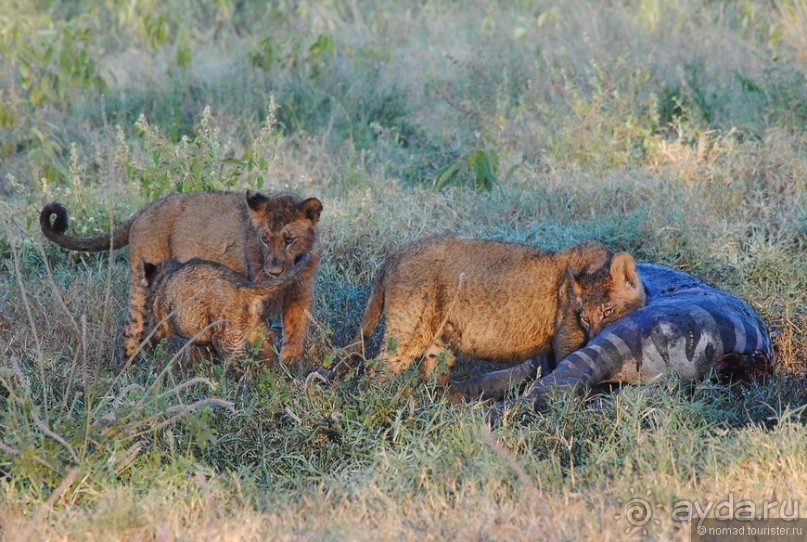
left=1, top=1, right=806, bottom=540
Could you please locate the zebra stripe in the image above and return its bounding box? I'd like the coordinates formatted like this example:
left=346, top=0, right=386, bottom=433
left=673, top=305, right=719, bottom=379
left=721, top=307, right=747, bottom=354
left=598, top=331, right=642, bottom=382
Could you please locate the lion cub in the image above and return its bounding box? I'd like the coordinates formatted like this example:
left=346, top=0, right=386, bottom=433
left=143, top=253, right=310, bottom=364
left=333, top=235, right=645, bottom=383
left=40, top=191, right=322, bottom=363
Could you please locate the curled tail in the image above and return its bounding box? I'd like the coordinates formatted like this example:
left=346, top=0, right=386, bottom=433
left=40, top=202, right=132, bottom=252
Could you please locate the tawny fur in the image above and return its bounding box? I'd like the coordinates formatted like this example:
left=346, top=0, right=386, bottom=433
left=39, top=190, right=322, bottom=363
left=144, top=254, right=309, bottom=364
left=344, top=235, right=645, bottom=383
left=551, top=252, right=647, bottom=365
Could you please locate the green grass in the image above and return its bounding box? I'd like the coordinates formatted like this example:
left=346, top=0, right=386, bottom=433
left=1, top=1, right=806, bottom=540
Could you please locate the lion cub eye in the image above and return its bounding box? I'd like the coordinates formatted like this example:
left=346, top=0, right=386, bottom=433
left=259, top=236, right=269, bottom=246
left=603, top=307, right=614, bottom=318
left=284, top=236, right=296, bottom=247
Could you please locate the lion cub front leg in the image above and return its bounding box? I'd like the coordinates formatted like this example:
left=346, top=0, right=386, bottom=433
left=244, top=324, right=279, bottom=365
left=278, top=282, right=315, bottom=365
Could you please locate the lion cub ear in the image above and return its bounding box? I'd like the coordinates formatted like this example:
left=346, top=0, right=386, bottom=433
left=610, top=252, right=642, bottom=291
left=297, top=197, right=323, bottom=224
left=246, top=190, right=269, bottom=211
left=564, top=266, right=584, bottom=304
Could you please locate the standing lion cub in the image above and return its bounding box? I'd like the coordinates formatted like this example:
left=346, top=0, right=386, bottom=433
left=143, top=253, right=310, bottom=364
left=330, top=235, right=645, bottom=384
left=39, top=190, right=322, bottom=363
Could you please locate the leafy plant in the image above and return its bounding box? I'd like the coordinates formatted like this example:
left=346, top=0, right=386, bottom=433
left=0, top=8, right=108, bottom=179
left=130, top=106, right=246, bottom=201
left=7, top=14, right=107, bottom=109
left=432, top=149, right=501, bottom=191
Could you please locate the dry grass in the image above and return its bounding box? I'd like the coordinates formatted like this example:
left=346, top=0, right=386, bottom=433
left=0, top=1, right=805, bottom=540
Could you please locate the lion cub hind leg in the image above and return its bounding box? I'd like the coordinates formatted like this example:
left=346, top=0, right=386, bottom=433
left=144, top=313, right=172, bottom=350
left=142, top=263, right=176, bottom=355
left=377, top=280, right=450, bottom=378
left=211, top=323, right=250, bottom=361
left=377, top=321, right=439, bottom=380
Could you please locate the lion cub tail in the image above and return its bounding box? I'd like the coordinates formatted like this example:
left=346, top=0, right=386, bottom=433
left=40, top=202, right=132, bottom=252
left=323, top=262, right=388, bottom=382
left=352, top=261, right=387, bottom=354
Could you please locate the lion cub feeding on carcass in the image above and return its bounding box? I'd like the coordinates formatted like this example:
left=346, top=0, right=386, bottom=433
left=143, top=253, right=310, bottom=366
left=331, top=235, right=646, bottom=387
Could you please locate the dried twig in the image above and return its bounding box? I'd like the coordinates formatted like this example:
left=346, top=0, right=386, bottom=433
left=0, top=440, right=20, bottom=456
left=0, top=436, right=58, bottom=472
left=114, top=383, right=145, bottom=410
left=32, top=467, right=79, bottom=522
left=157, top=377, right=215, bottom=401
left=36, top=243, right=81, bottom=336
left=8, top=358, right=75, bottom=465
left=2, top=221, right=43, bottom=355
left=162, top=398, right=235, bottom=416
left=479, top=423, right=537, bottom=496
left=284, top=405, right=303, bottom=424
left=124, top=398, right=235, bottom=438
left=9, top=354, right=29, bottom=389
left=111, top=440, right=146, bottom=475
left=31, top=409, right=79, bottom=464
left=91, top=383, right=145, bottom=428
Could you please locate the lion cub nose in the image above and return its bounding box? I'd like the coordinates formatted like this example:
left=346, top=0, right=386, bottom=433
left=267, top=265, right=285, bottom=276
